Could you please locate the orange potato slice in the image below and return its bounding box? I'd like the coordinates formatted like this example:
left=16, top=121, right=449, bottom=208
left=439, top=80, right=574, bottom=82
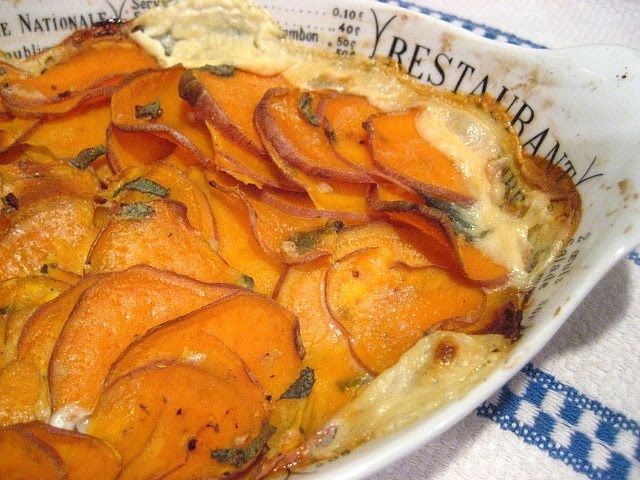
left=48, top=265, right=242, bottom=412
left=110, top=162, right=217, bottom=242
left=87, top=199, right=247, bottom=285
left=0, top=159, right=100, bottom=205
left=17, top=421, right=122, bottom=480
left=0, top=360, right=50, bottom=426
left=179, top=68, right=296, bottom=189
left=106, top=124, right=176, bottom=173
left=0, top=195, right=99, bottom=282
left=23, top=100, right=111, bottom=160
left=111, top=67, right=217, bottom=167
left=0, top=116, right=40, bottom=153
left=274, top=256, right=370, bottom=439
left=318, top=92, right=381, bottom=171
left=325, top=247, right=486, bottom=373
left=3, top=276, right=104, bottom=425
left=1, top=30, right=158, bottom=117
left=0, top=276, right=69, bottom=368
left=17, top=275, right=102, bottom=373
left=88, top=361, right=268, bottom=480
left=333, top=220, right=449, bottom=270
left=365, top=108, right=473, bottom=204
left=255, top=88, right=372, bottom=183
left=368, top=189, right=510, bottom=285
left=192, top=171, right=285, bottom=295
left=182, top=68, right=288, bottom=154
left=0, top=423, right=66, bottom=479
left=107, top=291, right=303, bottom=401
left=235, top=185, right=351, bottom=264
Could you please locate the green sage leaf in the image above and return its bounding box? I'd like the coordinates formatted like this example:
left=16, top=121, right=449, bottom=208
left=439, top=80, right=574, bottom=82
left=114, top=177, right=170, bottom=198
left=280, top=366, right=315, bottom=400
left=70, top=145, right=106, bottom=170
left=135, top=99, right=162, bottom=119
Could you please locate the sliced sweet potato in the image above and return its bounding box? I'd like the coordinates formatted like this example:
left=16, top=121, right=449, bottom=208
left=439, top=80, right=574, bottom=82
left=110, top=163, right=217, bottom=242
left=365, top=108, right=473, bottom=204
left=0, top=159, right=100, bottom=206
left=273, top=256, right=370, bottom=440
left=209, top=125, right=297, bottom=189
left=2, top=276, right=104, bottom=425
left=179, top=68, right=296, bottom=189
left=106, top=124, right=176, bottom=173
left=108, top=291, right=303, bottom=401
left=0, top=116, right=40, bottom=153
left=111, top=67, right=217, bottom=167
left=1, top=34, right=158, bottom=117
left=87, top=199, right=246, bottom=285
left=23, top=100, right=111, bottom=160
left=0, top=360, right=50, bottom=426
left=88, top=361, right=268, bottom=479
left=368, top=192, right=510, bottom=285
left=0, top=423, right=66, bottom=479
left=236, top=185, right=349, bottom=264
left=255, top=88, right=373, bottom=214
left=268, top=158, right=371, bottom=214
left=325, top=247, right=486, bottom=373
left=0, top=195, right=99, bottom=282
left=333, top=221, right=452, bottom=270
left=106, top=322, right=256, bottom=388
left=17, top=421, right=122, bottom=480
left=48, top=265, right=242, bottom=412
left=191, top=171, right=284, bottom=295
left=182, top=68, right=289, bottom=154
left=255, top=88, right=371, bottom=183
left=318, top=92, right=380, bottom=171
left=0, top=276, right=69, bottom=367
left=17, top=275, right=102, bottom=373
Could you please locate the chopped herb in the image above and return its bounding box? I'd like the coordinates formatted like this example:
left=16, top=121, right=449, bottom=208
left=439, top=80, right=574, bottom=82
left=297, top=92, right=319, bottom=126
left=187, top=438, right=197, bottom=451
left=40, top=264, right=49, bottom=274
left=118, top=202, right=155, bottom=219
left=290, top=220, right=344, bottom=253
left=113, top=177, right=170, bottom=198
left=418, top=192, right=490, bottom=241
left=338, top=374, right=373, bottom=392
left=0, top=66, right=6, bottom=76
left=324, top=123, right=336, bottom=143
left=56, top=90, right=72, bottom=100
left=70, top=145, right=106, bottom=170
left=280, top=367, right=315, bottom=400
left=0, top=306, right=9, bottom=315
left=2, top=192, right=19, bottom=210
left=135, top=99, right=163, bottom=119
left=210, top=423, right=276, bottom=468
left=240, top=274, right=255, bottom=290
left=200, top=64, right=235, bottom=77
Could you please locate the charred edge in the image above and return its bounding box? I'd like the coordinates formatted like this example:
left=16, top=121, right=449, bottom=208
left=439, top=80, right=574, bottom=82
left=483, top=302, right=522, bottom=341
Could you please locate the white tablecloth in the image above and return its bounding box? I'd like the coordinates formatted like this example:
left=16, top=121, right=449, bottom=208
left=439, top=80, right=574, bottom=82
left=373, top=2, right=640, bottom=479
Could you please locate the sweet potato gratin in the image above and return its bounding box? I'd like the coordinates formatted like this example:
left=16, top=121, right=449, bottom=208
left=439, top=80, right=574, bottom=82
left=0, top=0, right=580, bottom=478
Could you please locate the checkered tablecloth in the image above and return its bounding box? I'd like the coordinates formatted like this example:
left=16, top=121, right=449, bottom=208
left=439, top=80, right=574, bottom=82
left=371, top=2, right=640, bottom=479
